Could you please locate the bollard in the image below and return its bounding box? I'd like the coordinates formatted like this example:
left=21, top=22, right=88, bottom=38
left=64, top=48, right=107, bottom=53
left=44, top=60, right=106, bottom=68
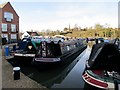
left=5, top=46, right=9, bottom=56
left=13, top=67, right=20, bottom=80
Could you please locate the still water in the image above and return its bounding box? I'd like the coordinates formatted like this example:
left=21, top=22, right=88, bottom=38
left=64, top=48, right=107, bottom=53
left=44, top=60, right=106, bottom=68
left=51, top=47, right=91, bottom=88
left=9, top=46, right=102, bottom=89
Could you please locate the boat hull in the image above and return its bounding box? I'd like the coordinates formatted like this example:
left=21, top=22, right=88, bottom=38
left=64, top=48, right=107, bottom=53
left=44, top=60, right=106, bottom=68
left=32, top=45, right=87, bottom=68
left=82, top=70, right=110, bottom=89
left=13, top=53, right=35, bottom=65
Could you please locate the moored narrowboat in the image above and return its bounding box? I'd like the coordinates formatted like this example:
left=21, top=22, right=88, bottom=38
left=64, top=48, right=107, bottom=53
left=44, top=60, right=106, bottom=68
left=32, top=38, right=87, bottom=66
left=13, top=38, right=39, bottom=64
left=82, top=40, right=120, bottom=90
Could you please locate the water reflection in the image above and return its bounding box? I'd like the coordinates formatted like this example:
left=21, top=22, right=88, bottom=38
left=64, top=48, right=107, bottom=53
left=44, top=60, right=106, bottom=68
left=87, top=41, right=95, bottom=48
left=51, top=47, right=91, bottom=89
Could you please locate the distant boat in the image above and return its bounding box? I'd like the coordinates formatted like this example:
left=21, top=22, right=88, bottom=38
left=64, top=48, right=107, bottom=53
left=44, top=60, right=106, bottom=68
left=32, top=38, right=87, bottom=67
left=82, top=40, right=120, bottom=90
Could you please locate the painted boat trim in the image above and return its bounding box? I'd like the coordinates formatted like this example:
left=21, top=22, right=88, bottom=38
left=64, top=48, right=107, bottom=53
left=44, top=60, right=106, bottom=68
left=34, top=58, right=61, bottom=62
left=14, top=53, right=35, bottom=57
left=82, top=71, right=108, bottom=89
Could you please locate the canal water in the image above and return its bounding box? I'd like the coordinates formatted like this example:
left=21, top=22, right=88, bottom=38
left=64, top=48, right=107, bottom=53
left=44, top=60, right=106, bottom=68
left=51, top=47, right=91, bottom=89
left=8, top=46, right=102, bottom=89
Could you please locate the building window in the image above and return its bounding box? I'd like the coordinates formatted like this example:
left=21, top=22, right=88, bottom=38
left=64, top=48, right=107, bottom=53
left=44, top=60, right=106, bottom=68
left=1, top=34, right=8, bottom=40
left=11, top=24, right=16, bottom=32
left=2, top=24, right=7, bottom=32
left=4, top=12, right=13, bottom=22
left=11, top=34, right=17, bottom=39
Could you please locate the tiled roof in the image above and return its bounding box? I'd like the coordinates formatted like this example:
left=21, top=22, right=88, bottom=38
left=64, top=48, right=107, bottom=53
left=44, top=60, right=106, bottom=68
left=27, top=31, right=39, bottom=36
left=0, top=2, right=8, bottom=8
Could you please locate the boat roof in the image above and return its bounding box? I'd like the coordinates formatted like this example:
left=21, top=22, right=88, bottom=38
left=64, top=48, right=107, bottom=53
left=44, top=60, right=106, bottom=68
left=88, top=42, right=120, bottom=71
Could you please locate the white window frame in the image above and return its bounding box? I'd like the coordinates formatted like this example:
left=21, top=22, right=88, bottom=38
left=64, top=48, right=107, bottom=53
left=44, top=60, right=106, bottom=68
left=11, top=24, right=16, bottom=32
left=2, top=24, right=7, bottom=32
left=11, top=34, right=17, bottom=39
left=4, top=12, right=13, bottom=22
left=1, top=34, right=8, bottom=40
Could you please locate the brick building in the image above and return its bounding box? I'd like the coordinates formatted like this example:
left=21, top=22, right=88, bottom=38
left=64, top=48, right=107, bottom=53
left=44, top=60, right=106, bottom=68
left=0, top=2, right=19, bottom=43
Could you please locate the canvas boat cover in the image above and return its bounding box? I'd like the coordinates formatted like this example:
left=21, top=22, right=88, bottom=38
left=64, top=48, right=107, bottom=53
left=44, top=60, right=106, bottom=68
left=88, top=42, right=120, bottom=71
left=17, top=41, right=37, bottom=53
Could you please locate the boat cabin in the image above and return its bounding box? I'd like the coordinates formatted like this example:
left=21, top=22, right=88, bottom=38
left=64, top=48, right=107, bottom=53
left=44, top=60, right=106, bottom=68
left=35, top=39, right=84, bottom=58
left=87, top=42, right=120, bottom=71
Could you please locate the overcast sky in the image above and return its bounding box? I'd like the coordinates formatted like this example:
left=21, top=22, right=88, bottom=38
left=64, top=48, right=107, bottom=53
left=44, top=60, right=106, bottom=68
left=0, top=0, right=119, bottom=32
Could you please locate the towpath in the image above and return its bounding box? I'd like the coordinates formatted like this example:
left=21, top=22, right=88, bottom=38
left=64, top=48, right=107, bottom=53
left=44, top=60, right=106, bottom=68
left=1, top=43, right=48, bottom=89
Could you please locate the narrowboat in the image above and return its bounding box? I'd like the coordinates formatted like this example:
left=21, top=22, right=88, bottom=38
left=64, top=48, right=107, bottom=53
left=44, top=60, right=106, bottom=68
left=12, top=38, right=39, bottom=64
left=82, top=40, right=120, bottom=90
left=32, top=38, right=87, bottom=66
